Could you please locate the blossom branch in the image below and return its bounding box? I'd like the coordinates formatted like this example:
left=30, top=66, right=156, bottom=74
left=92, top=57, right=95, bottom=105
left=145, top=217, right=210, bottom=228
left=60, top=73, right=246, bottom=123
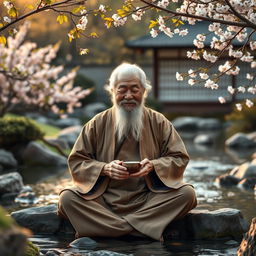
left=140, top=0, right=249, bottom=28
left=0, top=0, right=86, bottom=33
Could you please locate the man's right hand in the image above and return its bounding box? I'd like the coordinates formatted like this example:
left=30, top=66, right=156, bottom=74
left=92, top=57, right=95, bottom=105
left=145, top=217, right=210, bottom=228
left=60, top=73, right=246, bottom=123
left=102, top=160, right=130, bottom=180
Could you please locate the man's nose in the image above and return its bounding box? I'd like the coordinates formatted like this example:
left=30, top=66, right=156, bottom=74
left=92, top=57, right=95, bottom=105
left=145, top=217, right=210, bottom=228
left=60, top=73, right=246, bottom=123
left=124, top=90, right=133, bottom=99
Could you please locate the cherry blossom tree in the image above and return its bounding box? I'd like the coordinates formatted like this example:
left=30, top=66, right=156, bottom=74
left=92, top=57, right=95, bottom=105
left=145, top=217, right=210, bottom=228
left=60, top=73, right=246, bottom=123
left=0, top=21, right=91, bottom=117
left=1, top=0, right=256, bottom=111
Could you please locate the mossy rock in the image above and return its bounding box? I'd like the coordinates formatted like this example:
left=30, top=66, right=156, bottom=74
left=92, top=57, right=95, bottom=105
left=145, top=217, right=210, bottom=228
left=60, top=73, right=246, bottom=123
left=25, top=241, right=40, bottom=256
left=0, top=116, right=44, bottom=148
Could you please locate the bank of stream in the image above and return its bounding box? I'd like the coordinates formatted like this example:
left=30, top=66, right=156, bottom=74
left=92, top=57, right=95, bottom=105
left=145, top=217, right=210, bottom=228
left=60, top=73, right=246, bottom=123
left=10, top=130, right=256, bottom=255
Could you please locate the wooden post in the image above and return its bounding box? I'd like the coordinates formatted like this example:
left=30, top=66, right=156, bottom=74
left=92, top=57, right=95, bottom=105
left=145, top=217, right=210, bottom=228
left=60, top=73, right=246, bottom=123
left=153, top=49, right=159, bottom=99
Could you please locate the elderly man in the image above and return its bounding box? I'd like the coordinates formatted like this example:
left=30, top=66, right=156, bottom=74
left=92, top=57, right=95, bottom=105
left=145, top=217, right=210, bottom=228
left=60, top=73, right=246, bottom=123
left=58, top=63, right=197, bottom=241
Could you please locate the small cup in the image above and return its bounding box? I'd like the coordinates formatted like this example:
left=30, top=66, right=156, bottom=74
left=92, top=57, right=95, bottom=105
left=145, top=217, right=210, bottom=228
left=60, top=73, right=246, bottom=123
left=122, top=161, right=141, bottom=173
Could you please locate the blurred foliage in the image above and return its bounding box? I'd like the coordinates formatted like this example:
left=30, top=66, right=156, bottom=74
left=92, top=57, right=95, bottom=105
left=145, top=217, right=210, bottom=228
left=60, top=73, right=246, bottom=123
left=0, top=206, right=14, bottom=230
left=74, top=73, right=96, bottom=106
left=145, top=97, right=163, bottom=112
left=25, top=241, right=40, bottom=256
left=0, top=116, right=44, bottom=148
left=5, top=113, right=60, bottom=138
left=18, top=0, right=154, bottom=65
left=225, top=101, right=256, bottom=135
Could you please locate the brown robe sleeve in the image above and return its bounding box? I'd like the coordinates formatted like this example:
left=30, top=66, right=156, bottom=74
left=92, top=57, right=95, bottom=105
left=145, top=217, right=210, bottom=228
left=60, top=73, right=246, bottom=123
left=68, top=119, right=106, bottom=194
left=150, top=117, right=190, bottom=189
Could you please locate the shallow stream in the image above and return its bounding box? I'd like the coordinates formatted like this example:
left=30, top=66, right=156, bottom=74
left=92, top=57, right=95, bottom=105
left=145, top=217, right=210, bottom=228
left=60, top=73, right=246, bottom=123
left=14, top=130, right=256, bottom=255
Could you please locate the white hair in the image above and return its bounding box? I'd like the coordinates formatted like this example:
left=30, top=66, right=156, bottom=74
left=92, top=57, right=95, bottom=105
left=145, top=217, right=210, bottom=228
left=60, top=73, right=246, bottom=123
left=105, top=62, right=152, bottom=96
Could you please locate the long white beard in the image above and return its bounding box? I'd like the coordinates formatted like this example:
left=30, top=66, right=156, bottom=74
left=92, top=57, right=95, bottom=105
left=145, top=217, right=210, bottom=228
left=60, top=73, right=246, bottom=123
left=114, top=104, right=143, bottom=143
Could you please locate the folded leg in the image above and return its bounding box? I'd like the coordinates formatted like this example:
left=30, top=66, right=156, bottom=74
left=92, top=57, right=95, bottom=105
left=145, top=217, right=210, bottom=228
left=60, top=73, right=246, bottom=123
left=58, top=190, right=135, bottom=238
left=124, top=185, right=197, bottom=240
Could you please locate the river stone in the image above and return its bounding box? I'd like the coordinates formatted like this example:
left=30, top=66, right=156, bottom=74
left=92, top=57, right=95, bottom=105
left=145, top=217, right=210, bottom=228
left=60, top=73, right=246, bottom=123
left=11, top=204, right=61, bottom=233
left=87, top=251, right=131, bottom=256
left=0, top=172, right=24, bottom=196
left=225, top=133, right=256, bottom=149
left=22, top=141, right=67, bottom=166
left=164, top=208, right=248, bottom=240
left=172, top=117, right=202, bottom=131
left=69, top=237, right=97, bottom=249
left=215, top=174, right=240, bottom=187
left=52, top=117, right=81, bottom=128
left=238, top=178, right=256, bottom=190
left=83, top=102, right=107, bottom=118
left=230, top=163, right=256, bottom=179
left=58, top=125, right=82, bottom=148
left=197, top=118, right=222, bottom=130
left=194, top=134, right=214, bottom=145
left=46, top=138, right=70, bottom=151
left=187, top=208, right=249, bottom=239
left=0, top=149, right=18, bottom=169
left=172, top=117, right=221, bottom=131
left=237, top=218, right=256, bottom=256
left=11, top=205, right=249, bottom=240
left=0, top=228, right=27, bottom=256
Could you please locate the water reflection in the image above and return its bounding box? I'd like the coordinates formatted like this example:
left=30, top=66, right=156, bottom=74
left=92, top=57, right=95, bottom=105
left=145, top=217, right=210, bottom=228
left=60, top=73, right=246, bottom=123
left=30, top=235, right=239, bottom=256
left=14, top=129, right=256, bottom=255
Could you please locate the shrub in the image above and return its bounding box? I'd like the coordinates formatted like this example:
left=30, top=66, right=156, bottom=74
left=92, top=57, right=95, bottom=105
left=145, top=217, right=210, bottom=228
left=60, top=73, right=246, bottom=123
left=225, top=100, right=256, bottom=135
left=74, top=73, right=96, bottom=106
left=0, top=117, right=45, bottom=148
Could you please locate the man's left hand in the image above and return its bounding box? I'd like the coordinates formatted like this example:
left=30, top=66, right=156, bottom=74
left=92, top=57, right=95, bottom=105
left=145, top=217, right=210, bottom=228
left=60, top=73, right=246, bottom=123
left=129, top=158, right=154, bottom=177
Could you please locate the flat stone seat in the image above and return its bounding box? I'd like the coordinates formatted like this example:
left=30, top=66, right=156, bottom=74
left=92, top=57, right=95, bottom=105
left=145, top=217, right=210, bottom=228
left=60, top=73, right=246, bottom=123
left=11, top=204, right=249, bottom=240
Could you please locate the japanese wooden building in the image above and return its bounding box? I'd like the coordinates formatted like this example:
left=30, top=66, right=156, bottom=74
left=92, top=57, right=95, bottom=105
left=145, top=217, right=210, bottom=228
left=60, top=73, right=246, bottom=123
left=126, top=22, right=254, bottom=113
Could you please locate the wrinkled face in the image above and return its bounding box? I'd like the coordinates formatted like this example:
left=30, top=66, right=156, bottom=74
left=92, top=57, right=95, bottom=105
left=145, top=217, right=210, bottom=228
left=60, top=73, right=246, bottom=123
left=113, top=78, right=145, bottom=112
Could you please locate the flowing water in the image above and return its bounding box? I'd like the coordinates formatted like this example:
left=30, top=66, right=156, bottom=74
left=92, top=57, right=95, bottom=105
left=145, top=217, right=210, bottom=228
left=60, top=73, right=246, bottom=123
left=12, top=130, right=256, bottom=255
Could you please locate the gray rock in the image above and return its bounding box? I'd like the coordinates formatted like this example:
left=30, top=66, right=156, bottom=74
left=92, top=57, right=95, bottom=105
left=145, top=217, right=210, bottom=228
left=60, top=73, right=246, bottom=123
left=248, top=131, right=256, bottom=141
left=238, top=178, right=256, bottom=190
left=69, top=237, right=97, bottom=249
left=83, top=102, right=107, bottom=119
left=226, top=133, right=256, bottom=149
left=0, top=149, right=18, bottom=169
left=11, top=204, right=61, bottom=234
left=88, top=251, right=131, bottom=256
left=52, top=118, right=81, bottom=129
left=0, top=228, right=27, bottom=256
left=187, top=208, right=249, bottom=239
left=230, top=163, right=256, bottom=179
left=194, top=134, right=214, bottom=145
left=172, top=117, right=221, bottom=131
left=0, top=172, right=23, bottom=196
left=25, top=112, right=50, bottom=124
left=11, top=204, right=249, bottom=240
left=215, top=174, right=240, bottom=187
left=47, top=138, right=70, bottom=151
left=22, top=141, right=67, bottom=166
left=172, top=117, right=202, bottom=131
left=197, top=118, right=222, bottom=130
left=58, top=126, right=82, bottom=148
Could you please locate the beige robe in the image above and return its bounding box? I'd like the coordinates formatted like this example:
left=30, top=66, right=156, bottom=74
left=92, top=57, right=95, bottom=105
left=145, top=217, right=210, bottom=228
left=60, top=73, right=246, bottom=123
left=65, top=107, right=190, bottom=200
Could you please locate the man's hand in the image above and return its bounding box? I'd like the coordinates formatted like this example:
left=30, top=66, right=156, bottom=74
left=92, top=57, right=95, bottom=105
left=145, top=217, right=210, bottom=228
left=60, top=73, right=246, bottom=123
left=129, top=158, right=154, bottom=177
left=102, top=160, right=129, bottom=180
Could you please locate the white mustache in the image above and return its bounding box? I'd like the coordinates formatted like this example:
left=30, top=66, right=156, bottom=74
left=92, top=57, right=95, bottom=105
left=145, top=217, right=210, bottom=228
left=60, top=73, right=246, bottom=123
left=120, top=100, right=138, bottom=105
